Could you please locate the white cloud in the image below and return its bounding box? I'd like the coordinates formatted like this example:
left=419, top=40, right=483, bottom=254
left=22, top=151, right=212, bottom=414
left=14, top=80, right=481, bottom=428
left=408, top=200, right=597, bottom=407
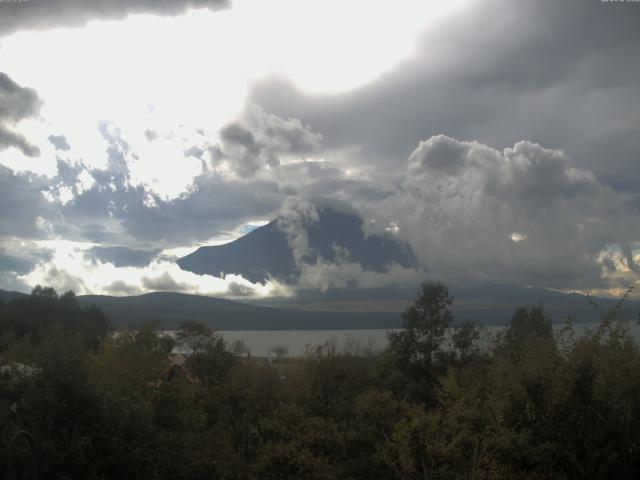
left=212, top=105, right=323, bottom=177
left=369, top=135, right=640, bottom=290
left=0, top=0, right=469, bottom=182
left=298, top=259, right=424, bottom=292
left=18, top=240, right=293, bottom=298
left=276, top=198, right=319, bottom=263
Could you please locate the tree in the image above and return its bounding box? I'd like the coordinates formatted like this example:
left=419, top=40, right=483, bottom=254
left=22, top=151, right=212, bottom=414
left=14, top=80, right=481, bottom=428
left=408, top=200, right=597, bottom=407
left=502, top=305, right=552, bottom=348
left=231, top=339, right=250, bottom=357
left=0, top=287, right=109, bottom=350
left=271, top=345, right=288, bottom=360
left=388, top=281, right=454, bottom=404
left=178, top=320, right=236, bottom=385
left=451, top=320, right=481, bottom=363
left=30, top=285, right=58, bottom=300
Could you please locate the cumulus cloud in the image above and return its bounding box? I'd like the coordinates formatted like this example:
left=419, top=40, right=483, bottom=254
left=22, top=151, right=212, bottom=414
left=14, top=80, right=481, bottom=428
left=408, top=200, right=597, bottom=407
left=47, top=134, right=70, bottom=151
left=0, top=0, right=230, bottom=37
left=214, top=106, right=322, bottom=177
left=368, top=135, right=640, bottom=290
left=0, top=72, right=42, bottom=156
left=17, top=240, right=292, bottom=299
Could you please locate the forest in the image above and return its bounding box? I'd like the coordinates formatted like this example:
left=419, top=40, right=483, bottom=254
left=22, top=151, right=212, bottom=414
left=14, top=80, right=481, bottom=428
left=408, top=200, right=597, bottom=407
left=1, top=282, right=640, bottom=479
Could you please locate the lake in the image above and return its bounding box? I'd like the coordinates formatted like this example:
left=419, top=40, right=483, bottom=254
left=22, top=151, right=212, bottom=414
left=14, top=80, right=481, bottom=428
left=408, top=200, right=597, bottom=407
left=218, top=321, right=640, bottom=357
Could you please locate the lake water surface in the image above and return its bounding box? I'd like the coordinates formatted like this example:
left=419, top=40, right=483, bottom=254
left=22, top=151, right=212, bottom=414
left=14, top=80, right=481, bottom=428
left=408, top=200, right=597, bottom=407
left=218, top=322, right=640, bottom=357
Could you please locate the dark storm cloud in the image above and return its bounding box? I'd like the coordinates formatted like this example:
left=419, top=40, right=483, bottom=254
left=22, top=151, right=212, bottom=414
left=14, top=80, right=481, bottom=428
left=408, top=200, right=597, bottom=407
left=0, top=72, right=42, bottom=156
left=86, top=245, right=161, bottom=267
left=0, top=0, right=230, bottom=37
left=250, top=0, right=640, bottom=191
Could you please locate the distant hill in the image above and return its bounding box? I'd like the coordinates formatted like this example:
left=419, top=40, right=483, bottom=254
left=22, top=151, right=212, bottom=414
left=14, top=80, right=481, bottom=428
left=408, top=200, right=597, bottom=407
left=249, top=283, right=640, bottom=326
left=2, top=285, right=638, bottom=330
left=0, top=289, right=27, bottom=303
left=177, top=206, right=417, bottom=283
left=77, top=292, right=400, bottom=330
left=450, top=284, right=640, bottom=325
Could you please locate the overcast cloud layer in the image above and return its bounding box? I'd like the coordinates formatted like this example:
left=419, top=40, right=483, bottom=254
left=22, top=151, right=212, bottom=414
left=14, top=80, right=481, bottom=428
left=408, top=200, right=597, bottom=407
left=0, top=0, right=229, bottom=36
left=0, top=0, right=638, bottom=298
left=251, top=0, right=640, bottom=193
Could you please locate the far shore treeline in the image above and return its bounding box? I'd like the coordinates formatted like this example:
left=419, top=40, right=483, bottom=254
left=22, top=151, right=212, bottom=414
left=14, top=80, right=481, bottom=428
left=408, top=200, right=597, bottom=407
left=1, top=283, right=640, bottom=479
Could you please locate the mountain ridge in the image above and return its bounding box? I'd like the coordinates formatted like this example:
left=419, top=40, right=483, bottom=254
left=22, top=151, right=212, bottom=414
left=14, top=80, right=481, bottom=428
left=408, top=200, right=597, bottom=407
left=2, top=285, right=638, bottom=330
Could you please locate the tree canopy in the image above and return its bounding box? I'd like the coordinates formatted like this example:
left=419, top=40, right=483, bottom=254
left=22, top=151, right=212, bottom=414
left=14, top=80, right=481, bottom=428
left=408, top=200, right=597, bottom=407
left=1, top=282, right=640, bottom=479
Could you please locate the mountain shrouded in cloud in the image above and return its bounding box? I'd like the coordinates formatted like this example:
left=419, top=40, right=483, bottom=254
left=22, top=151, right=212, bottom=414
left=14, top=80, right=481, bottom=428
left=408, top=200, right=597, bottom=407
left=0, top=0, right=638, bottom=298
left=177, top=202, right=418, bottom=285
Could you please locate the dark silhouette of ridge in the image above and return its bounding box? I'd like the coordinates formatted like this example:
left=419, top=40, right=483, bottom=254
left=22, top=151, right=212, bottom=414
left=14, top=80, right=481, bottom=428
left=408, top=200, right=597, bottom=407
left=177, top=221, right=296, bottom=283
left=0, top=289, right=27, bottom=303
left=77, top=291, right=400, bottom=330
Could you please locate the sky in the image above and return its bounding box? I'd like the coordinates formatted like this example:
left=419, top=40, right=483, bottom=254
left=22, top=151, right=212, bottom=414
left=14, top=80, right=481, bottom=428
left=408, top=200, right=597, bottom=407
left=0, top=0, right=639, bottom=299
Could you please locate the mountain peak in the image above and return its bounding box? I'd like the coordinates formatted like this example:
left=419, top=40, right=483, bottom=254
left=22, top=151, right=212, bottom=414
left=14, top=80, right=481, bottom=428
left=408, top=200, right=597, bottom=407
left=177, top=206, right=416, bottom=284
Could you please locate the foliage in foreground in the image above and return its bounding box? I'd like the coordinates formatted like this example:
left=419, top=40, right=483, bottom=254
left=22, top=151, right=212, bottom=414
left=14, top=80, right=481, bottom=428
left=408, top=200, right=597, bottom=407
left=1, top=283, right=640, bottom=479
